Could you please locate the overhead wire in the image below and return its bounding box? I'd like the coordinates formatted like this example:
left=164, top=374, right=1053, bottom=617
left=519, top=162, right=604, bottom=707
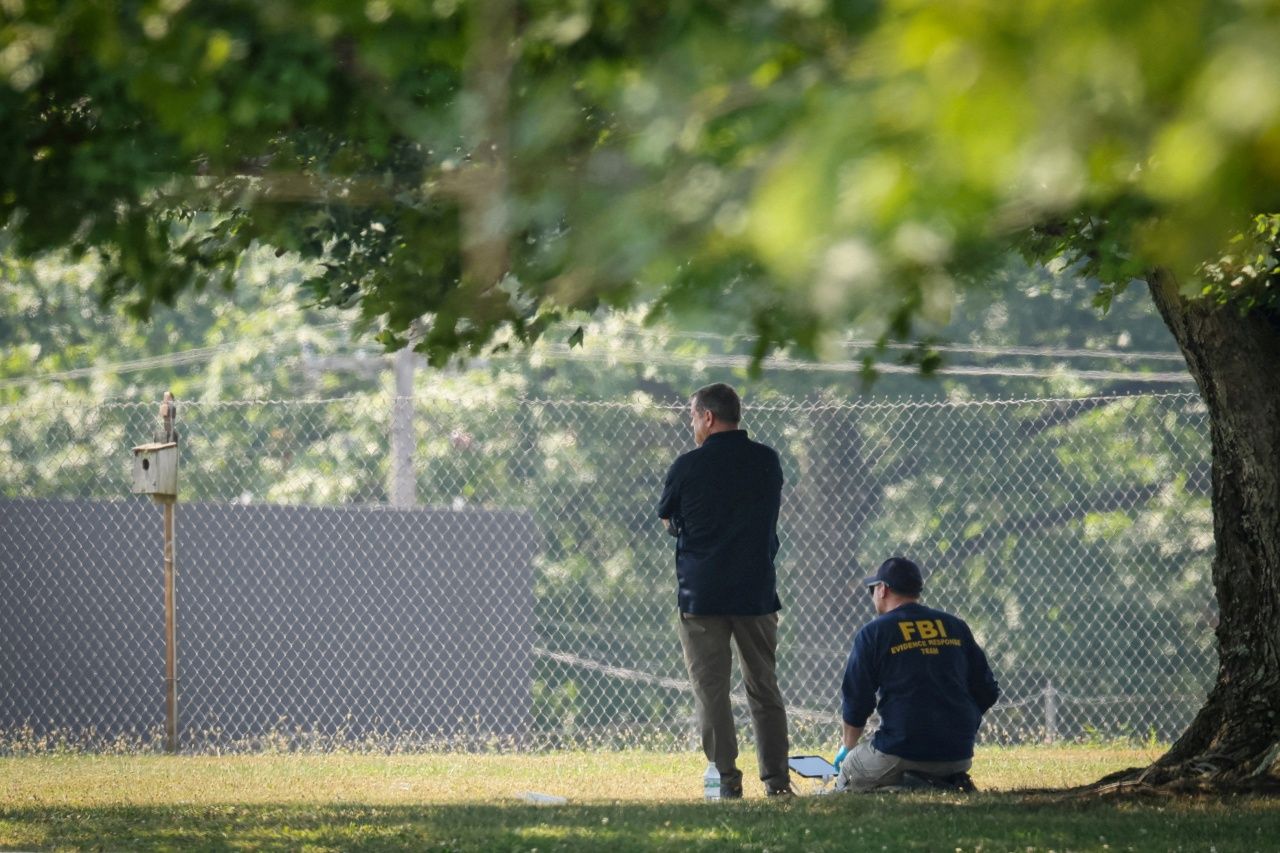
left=1, top=316, right=1191, bottom=389
left=640, top=327, right=1186, bottom=363
left=523, top=343, right=1193, bottom=383
left=0, top=321, right=354, bottom=390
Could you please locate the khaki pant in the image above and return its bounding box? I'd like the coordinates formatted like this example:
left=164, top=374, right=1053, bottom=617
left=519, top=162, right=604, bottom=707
left=677, top=612, right=790, bottom=794
left=835, top=741, right=972, bottom=792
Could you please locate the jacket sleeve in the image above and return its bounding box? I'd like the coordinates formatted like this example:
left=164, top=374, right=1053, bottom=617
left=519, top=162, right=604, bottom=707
left=840, top=627, right=880, bottom=727
left=963, top=626, right=1000, bottom=714
left=656, top=458, right=681, bottom=521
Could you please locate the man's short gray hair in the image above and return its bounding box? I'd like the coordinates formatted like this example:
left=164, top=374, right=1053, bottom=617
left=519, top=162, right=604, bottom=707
left=692, top=383, right=741, bottom=424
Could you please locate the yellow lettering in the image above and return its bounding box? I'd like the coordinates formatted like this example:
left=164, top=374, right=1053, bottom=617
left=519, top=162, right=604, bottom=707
left=936, top=620, right=948, bottom=638
left=898, top=621, right=917, bottom=642
left=916, top=620, right=939, bottom=640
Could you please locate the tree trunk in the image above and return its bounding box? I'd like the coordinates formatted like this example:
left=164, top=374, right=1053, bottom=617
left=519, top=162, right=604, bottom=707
left=1112, top=270, right=1280, bottom=789
left=790, top=403, right=880, bottom=712
left=461, top=0, right=513, bottom=290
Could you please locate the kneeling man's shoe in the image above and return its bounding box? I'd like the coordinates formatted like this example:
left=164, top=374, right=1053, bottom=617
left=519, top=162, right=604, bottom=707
left=900, top=770, right=976, bottom=793
left=721, top=784, right=744, bottom=799
left=899, top=770, right=936, bottom=790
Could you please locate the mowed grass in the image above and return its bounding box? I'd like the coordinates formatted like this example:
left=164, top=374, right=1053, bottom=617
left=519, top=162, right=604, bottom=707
left=2, top=746, right=1277, bottom=851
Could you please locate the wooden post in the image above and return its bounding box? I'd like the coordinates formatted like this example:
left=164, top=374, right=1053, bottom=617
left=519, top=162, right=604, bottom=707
left=163, top=497, right=178, bottom=753
left=159, top=391, right=179, bottom=753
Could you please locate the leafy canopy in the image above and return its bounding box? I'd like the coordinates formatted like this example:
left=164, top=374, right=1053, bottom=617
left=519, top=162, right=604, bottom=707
left=1, top=0, right=1277, bottom=362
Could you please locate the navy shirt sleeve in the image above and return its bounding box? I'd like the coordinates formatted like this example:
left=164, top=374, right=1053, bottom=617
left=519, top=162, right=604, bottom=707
left=656, top=458, right=682, bottom=521
left=962, top=623, right=1000, bottom=712
left=840, top=625, right=879, bottom=727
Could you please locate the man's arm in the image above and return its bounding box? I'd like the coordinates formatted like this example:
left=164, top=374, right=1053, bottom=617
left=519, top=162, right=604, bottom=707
left=834, top=721, right=864, bottom=771
left=656, top=459, right=682, bottom=530
left=835, top=630, right=878, bottom=770
left=963, top=625, right=1000, bottom=713
left=840, top=629, right=879, bottom=731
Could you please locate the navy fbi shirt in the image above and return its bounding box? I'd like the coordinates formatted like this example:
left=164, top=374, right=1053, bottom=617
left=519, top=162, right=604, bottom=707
left=656, top=430, right=784, bottom=616
left=841, top=601, right=999, bottom=762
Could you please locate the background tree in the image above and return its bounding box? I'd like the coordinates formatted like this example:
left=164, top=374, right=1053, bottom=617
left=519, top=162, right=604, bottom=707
left=2, top=0, right=1275, bottom=787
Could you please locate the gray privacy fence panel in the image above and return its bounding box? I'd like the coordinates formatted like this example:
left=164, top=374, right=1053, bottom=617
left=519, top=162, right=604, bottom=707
left=1, top=499, right=537, bottom=747
left=1, top=498, right=161, bottom=738
left=0, top=392, right=1215, bottom=750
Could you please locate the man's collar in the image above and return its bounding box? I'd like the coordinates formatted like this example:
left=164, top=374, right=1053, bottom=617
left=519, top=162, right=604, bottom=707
left=883, top=600, right=923, bottom=615
left=702, top=429, right=747, bottom=444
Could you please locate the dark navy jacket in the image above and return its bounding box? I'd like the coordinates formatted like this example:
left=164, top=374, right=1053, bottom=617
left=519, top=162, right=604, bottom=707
left=841, top=601, right=999, bottom=762
left=656, top=430, right=783, bottom=615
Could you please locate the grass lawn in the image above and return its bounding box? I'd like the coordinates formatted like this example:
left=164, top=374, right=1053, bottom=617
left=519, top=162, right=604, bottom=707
left=2, top=746, right=1277, bottom=851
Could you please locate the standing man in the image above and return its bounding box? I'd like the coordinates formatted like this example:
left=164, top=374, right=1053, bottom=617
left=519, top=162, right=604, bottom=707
left=658, top=382, right=792, bottom=798
left=833, top=556, right=999, bottom=792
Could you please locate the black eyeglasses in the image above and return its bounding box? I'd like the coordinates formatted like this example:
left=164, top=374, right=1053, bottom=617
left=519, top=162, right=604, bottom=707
left=867, top=583, right=883, bottom=596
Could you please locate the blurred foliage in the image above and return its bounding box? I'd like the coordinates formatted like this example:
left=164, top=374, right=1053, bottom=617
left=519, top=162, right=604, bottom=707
left=3, top=0, right=1276, bottom=362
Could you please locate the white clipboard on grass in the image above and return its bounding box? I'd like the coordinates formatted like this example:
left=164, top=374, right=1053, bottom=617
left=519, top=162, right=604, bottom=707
left=787, top=754, right=838, bottom=794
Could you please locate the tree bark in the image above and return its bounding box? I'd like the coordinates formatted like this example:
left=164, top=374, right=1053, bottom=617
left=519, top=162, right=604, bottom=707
left=791, top=403, right=880, bottom=710
left=1111, top=269, right=1280, bottom=789
left=461, top=0, right=514, bottom=291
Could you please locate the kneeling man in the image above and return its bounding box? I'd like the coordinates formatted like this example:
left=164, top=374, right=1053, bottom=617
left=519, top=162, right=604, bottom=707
left=834, top=557, right=999, bottom=791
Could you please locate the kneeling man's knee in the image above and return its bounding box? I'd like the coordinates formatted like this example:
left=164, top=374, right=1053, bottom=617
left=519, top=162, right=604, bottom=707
left=836, top=743, right=903, bottom=792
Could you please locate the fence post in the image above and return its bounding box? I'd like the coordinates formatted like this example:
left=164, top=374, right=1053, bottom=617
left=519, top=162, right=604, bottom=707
left=131, top=392, right=180, bottom=753
left=390, top=346, right=416, bottom=507
left=162, top=493, right=178, bottom=753
left=1043, top=680, right=1058, bottom=744
left=159, top=392, right=180, bottom=754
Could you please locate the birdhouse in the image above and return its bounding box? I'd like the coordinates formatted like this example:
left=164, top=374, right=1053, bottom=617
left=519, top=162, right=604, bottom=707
left=132, top=442, right=178, bottom=498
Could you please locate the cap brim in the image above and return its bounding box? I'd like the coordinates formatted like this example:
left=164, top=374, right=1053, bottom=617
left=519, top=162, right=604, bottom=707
left=861, top=575, right=881, bottom=587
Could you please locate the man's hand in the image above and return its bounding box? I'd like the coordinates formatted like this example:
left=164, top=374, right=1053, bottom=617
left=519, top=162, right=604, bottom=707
left=833, top=722, right=863, bottom=772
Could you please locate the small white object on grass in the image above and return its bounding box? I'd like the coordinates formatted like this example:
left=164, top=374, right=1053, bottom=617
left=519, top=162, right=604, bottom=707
left=519, top=791, right=568, bottom=805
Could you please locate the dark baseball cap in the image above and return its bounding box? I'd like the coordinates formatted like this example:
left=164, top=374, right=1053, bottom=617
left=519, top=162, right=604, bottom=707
left=863, top=557, right=924, bottom=596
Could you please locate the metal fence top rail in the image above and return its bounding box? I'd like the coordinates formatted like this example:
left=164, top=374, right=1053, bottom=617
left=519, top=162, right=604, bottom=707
left=515, top=391, right=1205, bottom=412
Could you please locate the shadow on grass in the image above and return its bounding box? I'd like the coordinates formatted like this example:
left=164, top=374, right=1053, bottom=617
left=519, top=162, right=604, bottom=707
left=4, top=794, right=1279, bottom=852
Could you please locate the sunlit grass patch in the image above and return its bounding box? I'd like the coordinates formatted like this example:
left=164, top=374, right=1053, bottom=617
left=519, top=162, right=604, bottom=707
left=4, top=747, right=1278, bottom=852
left=0, top=744, right=1163, bottom=807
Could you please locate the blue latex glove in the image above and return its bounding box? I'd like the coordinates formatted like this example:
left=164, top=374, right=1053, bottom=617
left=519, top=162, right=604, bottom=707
left=833, top=745, right=849, bottom=774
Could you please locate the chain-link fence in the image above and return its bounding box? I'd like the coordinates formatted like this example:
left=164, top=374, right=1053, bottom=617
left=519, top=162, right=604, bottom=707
left=0, top=391, right=1216, bottom=752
